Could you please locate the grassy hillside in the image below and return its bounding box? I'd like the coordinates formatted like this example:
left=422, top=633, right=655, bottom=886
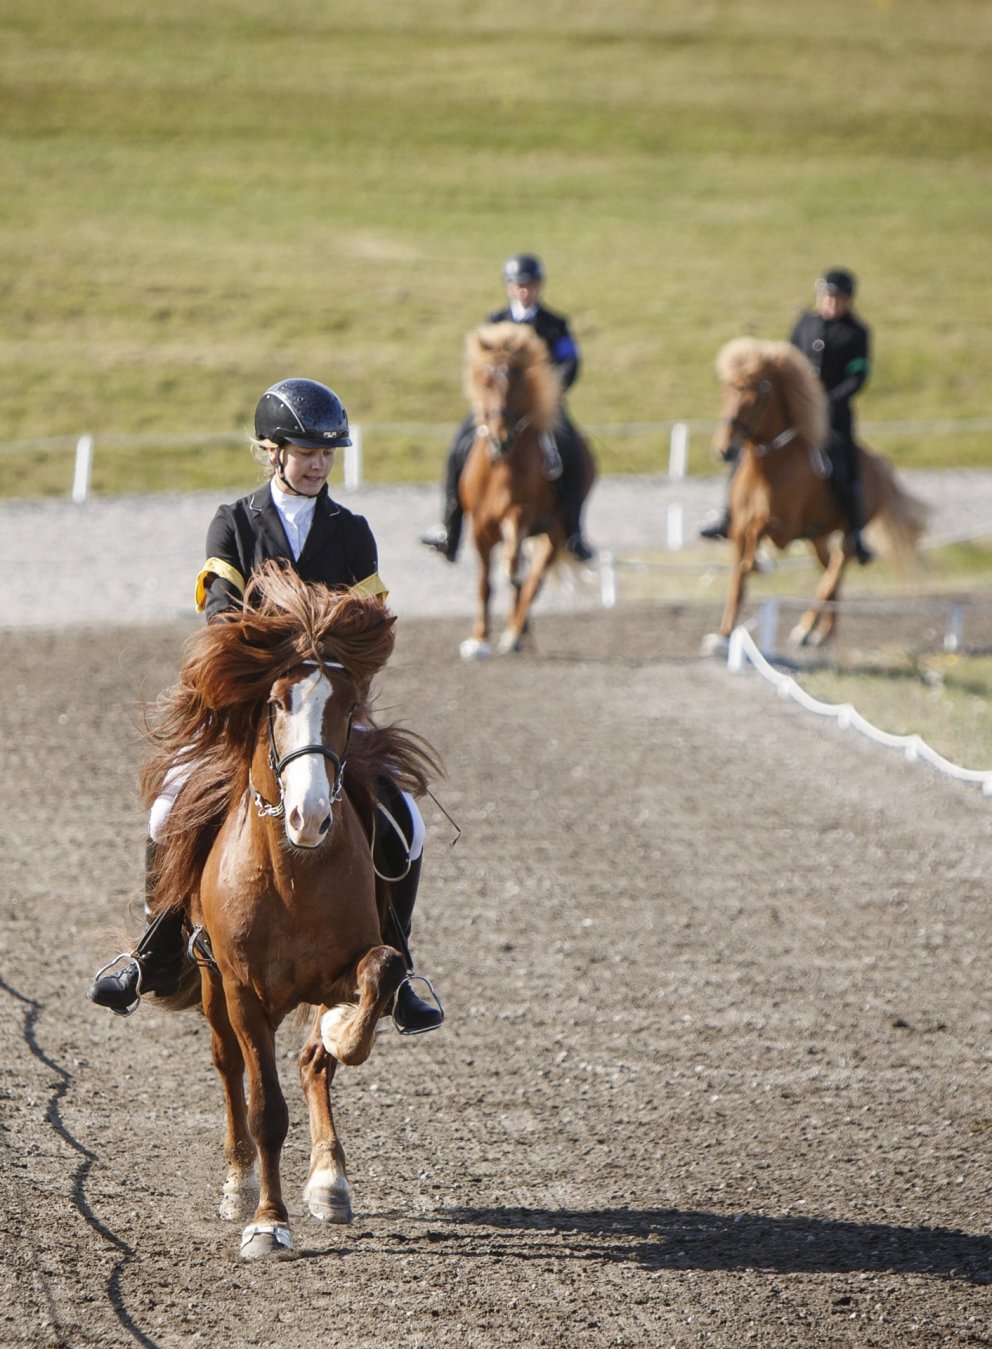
left=2, top=0, right=990, bottom=495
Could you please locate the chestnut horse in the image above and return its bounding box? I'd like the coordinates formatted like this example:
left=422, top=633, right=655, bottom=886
left=705, top=337, right=929, bottom=649
left=458, top=321, right=596, bottom=659
left=143, top=562, right=437, bottom=1260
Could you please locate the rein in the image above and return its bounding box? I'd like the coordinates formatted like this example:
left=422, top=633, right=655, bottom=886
left=249, top=660, right=352, bottom=821
left=479, top=412, right=531, bottom=461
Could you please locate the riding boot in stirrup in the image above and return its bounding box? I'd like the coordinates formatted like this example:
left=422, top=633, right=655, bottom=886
left=87, top=841, right=187, bottom=1015
left=700, top=509, right=731, bottom=541
left=383, top=856, right=445, bottom=1036
left=846, top=478, right=874, bottom=565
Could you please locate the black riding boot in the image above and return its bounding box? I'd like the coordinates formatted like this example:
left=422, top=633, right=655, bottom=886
left=87, top=841, right=187, bottom=1015
left=556, top=422, right=594, bottom=562
left=421, top=419, right=473, bottom=562
left=383, top=855, right=445, bottom=1035
left=374, top=780, right=444, bottom=1035
left=699, top=508, right=731, bottom=540
left=700, top=462, right=737, bottom=540
left=844, top=444, right=874, bottom=565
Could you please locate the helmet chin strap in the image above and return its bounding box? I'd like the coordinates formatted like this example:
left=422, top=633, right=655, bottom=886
left=274, top=446, right=321, bottom=497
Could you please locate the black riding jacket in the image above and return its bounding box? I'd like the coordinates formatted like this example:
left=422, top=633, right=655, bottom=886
left=487, top=303, right=581, bottom=391
left=201, top=483, right=378, bottom=623
left=789, top=309, right=871, bottom=437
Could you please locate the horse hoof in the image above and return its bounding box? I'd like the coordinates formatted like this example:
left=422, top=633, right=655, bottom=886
left=788, top=623, right=814, bottom=647
left=497, top=631, right=522, bottom=655
left=459, top=638, right=491, bottom=661
left=305, top=1188, right=353, bottom=1225
left=240, top=1222, right=294, bottom=1261
left=700, top=632, right=729, bottom=657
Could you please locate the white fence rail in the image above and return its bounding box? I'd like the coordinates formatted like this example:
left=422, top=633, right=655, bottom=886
left=725, top=617, right=992, bottom=797
left=2, top=416, right=989, bottom=503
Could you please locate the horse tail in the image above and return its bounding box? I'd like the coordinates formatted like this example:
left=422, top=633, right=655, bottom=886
left=864, top=449, right=930, bottom=571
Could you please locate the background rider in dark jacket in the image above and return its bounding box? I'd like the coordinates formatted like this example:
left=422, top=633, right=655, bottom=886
left=701, top=267, right=874, bottom=564
left=420, top=252, right=593, bottom=563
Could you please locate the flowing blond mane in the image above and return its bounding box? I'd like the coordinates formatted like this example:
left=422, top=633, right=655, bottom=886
left=464, top=321, right=560, bottom=434
left=716, top=337, right=829, bottom=449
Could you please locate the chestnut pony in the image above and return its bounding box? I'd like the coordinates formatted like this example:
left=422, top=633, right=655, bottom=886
left=707, top=337, right=929, bottom=649
left=458, top=321, right=596, bottom=659
left=142, top=562, right=437, bottom=1260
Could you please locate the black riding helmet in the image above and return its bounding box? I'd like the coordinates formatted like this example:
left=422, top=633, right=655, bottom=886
left=254, top=378, right=352, bottom=449
left=816, top=268, right=856, bottom=298
left=502, top=253, right=544, bottom=286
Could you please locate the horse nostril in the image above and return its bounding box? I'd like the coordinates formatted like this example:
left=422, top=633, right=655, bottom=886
left=319, top=814, right=331, bottom=837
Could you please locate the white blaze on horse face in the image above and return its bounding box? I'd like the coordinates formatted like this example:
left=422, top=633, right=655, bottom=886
left=280, top=668, right=335, bottom=848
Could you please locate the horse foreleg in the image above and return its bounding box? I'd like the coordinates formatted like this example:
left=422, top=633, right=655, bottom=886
left=299, top=1014, right=352, bottom=1224
left=791, top=539, right=847, bottom=647
left=499, top=531, right=555, bottom=654
left=224, top=986, right=293, bottom=1260
left=318, top=944, right=406, bottom=1067
left=202, top=969, right=258, bottom=1223
left=718, top=531, right=760, bottom=638
left=461, top=539, right=495, bottom=659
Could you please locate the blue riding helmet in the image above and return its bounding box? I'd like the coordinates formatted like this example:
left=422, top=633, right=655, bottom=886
left=502, top=253, right=544, bottom=286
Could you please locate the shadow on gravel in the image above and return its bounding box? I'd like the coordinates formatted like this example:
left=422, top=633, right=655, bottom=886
left=423, top=1206, right=992, bottom=1282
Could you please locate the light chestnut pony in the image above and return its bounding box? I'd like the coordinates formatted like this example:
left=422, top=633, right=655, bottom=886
left=141, top=561, right=437, bottom=1260
left=706, top=337, right=929, bottom=649
left=458, top=320, right=596, bottom=659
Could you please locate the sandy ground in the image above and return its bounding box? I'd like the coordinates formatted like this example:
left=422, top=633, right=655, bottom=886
left=2, top=468, right=992, bottom=630
left=1, top=476, right=991, bottom=1348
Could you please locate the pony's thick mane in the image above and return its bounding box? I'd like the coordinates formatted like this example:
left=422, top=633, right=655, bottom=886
left=464, top=321, right=560, bottom=434
left=717, top=337, right=829, bottom=450
left=141, top=561, right=438, bottom=918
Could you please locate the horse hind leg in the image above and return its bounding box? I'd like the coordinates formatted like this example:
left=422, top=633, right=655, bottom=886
left=319, top=944, right=406, bottom=1066
left=790, top=538, right=846, bottom=647
left=499, top=532, right=555, bottom=654
left=299, top=1016, right=352, bottom=1224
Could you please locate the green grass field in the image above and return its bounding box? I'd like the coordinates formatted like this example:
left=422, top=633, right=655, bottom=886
left=2, top=0, right=990, bottom=497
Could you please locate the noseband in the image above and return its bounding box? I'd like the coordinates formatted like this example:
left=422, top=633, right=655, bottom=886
left=250, top=661, right=352, bottom=821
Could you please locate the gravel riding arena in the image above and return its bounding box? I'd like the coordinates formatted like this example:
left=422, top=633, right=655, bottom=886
left=2, top=479, right=991, bottom=1347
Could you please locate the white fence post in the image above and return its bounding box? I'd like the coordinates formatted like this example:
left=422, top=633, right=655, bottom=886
left=599, top=550, right=617, bottom=608
left=668, top=422, right=688, bottom=480
left=344, top=425, right=363, bottom=492
left=758, top=599, right=780, bottom=654
left=666, top=501, right=684, bottom=551
left=944, top=602, right=964, bottom=653
left=71, top=435, right=94, bottom=503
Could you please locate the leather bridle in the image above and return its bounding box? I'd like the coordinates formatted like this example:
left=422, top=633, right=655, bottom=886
left=250, top=660, right=353, bottom=821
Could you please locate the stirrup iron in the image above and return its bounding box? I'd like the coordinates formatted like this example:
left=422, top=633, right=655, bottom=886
left=89, top=951, right=144, bottom=1017
left=392, top=972, right=445, bottom=1036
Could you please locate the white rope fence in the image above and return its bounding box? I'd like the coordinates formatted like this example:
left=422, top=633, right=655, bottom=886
left=725, top=624, right=992, bottom=797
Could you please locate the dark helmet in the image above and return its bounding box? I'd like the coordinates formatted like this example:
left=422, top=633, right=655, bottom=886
left=502, top=252, right=545, bottom=286
left=253, top=378, right=352, bottom=449
left=816, top=268, right=856, bottom=298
